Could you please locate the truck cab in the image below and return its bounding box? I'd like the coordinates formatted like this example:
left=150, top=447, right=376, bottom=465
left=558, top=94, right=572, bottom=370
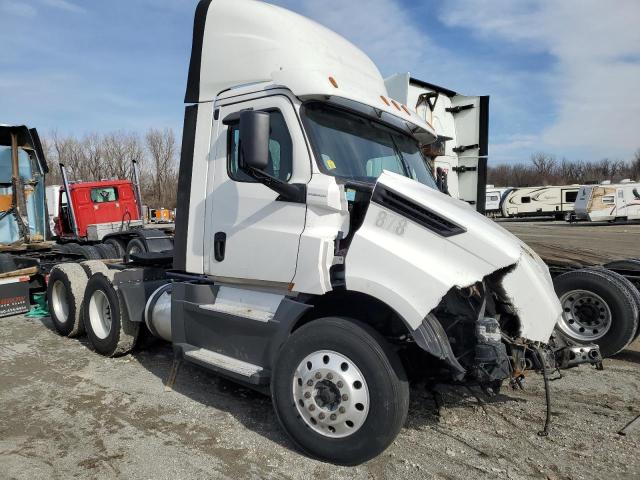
left=54, top=179, right=141, bottom=241
left=50, top=0, right=599, bottom=466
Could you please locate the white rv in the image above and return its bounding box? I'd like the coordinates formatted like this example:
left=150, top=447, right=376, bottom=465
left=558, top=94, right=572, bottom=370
left=501, top=186, right=579, bottom=219
left=485, top=185, right=514, bottom=216
left=574, top=180, right=640, bottom=222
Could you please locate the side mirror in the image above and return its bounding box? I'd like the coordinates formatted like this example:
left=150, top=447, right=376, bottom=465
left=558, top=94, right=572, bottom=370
left=239, top=110, right=270, bottom=171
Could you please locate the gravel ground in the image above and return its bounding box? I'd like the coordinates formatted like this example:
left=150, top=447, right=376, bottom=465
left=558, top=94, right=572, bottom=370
left=1, top=314, right=639, bottom=480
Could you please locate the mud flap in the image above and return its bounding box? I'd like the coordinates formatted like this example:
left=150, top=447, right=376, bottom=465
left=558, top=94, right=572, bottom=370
left=412, top=314, right=466, bottom=379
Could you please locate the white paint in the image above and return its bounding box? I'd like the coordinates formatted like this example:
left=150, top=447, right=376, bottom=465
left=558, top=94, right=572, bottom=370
left=197, top=0, right=435, bottom=144
left=345, top=171, right=560, bottom=341
left=204, top=93, right=309, bottom=284
left=385, top=73, right=486, bottom=206
left=186, top=102, right=215, bottom=274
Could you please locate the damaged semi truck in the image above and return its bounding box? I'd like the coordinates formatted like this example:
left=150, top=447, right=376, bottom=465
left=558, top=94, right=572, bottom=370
left=47, top=0, right=602, bottom=465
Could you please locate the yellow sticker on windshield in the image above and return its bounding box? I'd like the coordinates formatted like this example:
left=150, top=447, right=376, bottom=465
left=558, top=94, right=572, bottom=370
left=325, top=159, right=336, bottom=170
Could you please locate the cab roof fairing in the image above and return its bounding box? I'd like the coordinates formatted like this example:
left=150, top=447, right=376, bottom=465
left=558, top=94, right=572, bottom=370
left=185, top=0, right=437, bottom=144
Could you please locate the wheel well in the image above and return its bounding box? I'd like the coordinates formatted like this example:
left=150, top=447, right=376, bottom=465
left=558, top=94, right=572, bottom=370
left=292, top=290, right=410, bottom=339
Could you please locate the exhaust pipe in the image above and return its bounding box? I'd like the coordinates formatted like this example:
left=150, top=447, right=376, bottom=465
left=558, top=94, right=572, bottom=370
left=131, top=160, right=144, bottom=220
left=59, top=163, right=79, bottom=239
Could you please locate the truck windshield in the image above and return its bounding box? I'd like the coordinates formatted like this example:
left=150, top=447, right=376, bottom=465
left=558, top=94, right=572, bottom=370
left=302, top=102, right=437, bottom=189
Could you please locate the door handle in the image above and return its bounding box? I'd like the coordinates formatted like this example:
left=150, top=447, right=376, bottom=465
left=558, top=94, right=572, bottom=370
left=214, top=232, right=226, bottom=261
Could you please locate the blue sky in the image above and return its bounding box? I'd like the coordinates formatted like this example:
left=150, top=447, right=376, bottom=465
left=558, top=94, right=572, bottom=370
left=1, top=0, right=639, bottom=164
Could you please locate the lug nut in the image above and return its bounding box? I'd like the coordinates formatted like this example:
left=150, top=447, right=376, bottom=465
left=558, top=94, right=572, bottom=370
left=315, top=372, right=322, bottom=379
left=342, top=394, right=348, bottom=401
left=309, top=405, right=315, bottom=411
left=326, top=373, right=333, bottom=380
left=339, top=406, right=346, bottom=414
left=307, top=380, right=314, bottom=386
left=318, top=412, right=325, bottom=420
left=304, top=392, right=311, bottom=399
left=330, top=414, right=337, bottom=421
left=336, top=381, right=344, bottom=388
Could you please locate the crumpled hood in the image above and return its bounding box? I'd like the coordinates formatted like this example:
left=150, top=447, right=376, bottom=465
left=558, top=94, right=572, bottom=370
left=345, top=171, right=561, bottom=343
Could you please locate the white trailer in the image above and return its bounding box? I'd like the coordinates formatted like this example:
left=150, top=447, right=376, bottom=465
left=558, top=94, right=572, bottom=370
left=502, top=185, right=579, bottom=219
left=46, top=0, right=600, bottom=465
left=385, top=74, right=488, bottom=213
left=485, top=185, right=514, bottom=216
left=574, top=180, right=640, bottom=222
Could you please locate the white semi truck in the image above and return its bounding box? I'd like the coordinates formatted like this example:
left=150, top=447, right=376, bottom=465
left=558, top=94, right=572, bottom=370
left=46, top=0, right=602, bottom=465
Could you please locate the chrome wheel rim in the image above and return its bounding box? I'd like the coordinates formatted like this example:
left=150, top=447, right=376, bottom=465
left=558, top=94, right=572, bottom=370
left=51, top=280, right=69, bottom=324
left=558, top=289, right=612, bottom=341
left=88, top=289, right=112, bottom=339
left=292, top=350, right=369, bottom=438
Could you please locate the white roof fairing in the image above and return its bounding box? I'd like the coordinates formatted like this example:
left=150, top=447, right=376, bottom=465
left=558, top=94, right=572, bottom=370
left=190, top=0, right=436, bottom=143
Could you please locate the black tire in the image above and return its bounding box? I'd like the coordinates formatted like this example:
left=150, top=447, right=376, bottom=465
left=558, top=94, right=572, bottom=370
left=46, top=263, right=89, bottom=337
left=65, top=243, right=87, bottom=258
left=0, top=253, right=17, bottom=274
left=83, top=271, right=140, bottom=357
left=80, top=245, right=101, bottom=260
left=94, top=243, right=118, bottom=259
left=553, top=269, right=639, bottom=357
left=79, top=260, right=109, bottom=278
left=271, top=317, right=409, bottom=466
left=126, top=238, right=146, bottom=257
left=595, top=263, right=640, bottom=342
left=104, top=238, right=126, bottom=258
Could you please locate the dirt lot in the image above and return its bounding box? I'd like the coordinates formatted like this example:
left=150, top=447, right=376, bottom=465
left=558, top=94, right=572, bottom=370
left=1, top=313, right=639, bottom=480
left=499, top=219, right=640, bottom=266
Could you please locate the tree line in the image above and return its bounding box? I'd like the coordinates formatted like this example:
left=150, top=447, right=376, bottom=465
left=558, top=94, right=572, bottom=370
left=41, top=129, right=179, bottom=209
left=488, top=151, right=640, bottom=187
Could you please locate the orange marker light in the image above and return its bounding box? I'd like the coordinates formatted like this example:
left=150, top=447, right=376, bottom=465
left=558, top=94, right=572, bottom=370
left=380, top=95, right=390, bottom=106
left=391, top=100, right=402, bottom=111
left=328, top=76, right=339, bottom=88
left=401, top=105, right=411, bottom=115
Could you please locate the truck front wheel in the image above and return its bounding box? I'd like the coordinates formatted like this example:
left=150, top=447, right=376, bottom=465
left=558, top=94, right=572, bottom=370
left=271, top=317, right=409, bottom=466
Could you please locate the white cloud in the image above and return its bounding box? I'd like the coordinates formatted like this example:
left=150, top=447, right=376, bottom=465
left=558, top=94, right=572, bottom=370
left=440, top=0, right=640, bottom=159
left=41, top=0, right=85, bottom=13
left=0, top=0, right=37, bottom=17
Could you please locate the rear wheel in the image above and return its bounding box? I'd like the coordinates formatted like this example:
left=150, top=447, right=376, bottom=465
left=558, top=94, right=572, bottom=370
left=94, top=243, right=119, bottom=259
left=554, top=269, right=639, bottom=356
left=103, top=238, right=126, bottom=258
left=83, top=271, right=139, bottom=357
left=46, top=263, right=89, bottom=337
left=126, top=238, right=146, bottom=257
left=271, top=317, right=409, bottom=465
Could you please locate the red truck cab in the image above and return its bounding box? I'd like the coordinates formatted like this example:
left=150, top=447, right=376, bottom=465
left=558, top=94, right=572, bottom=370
left=55, top=180, right=141, bottom=240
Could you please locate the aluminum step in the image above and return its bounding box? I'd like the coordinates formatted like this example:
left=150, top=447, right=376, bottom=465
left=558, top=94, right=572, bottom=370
left=182, top=346, right=263, bottom=378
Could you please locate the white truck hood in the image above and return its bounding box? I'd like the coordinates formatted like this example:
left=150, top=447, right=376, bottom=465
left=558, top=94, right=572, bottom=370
left=345, top=171, right=561, bottom=343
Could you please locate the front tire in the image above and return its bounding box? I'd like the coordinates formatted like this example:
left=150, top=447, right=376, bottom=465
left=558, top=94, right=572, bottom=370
left=271, top=317, right=409, bottom=466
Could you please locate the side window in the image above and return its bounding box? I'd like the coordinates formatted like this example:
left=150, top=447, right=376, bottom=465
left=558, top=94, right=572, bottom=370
left=521, top=196, right=531, bottom=204
left=228, top=110, right=293, bottom=182
left=565, top=191, right=578, bottom=202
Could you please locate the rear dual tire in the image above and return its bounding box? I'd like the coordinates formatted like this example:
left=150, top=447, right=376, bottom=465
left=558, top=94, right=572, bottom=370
left=271, top=317, right=409, bottom=466
left=553, top=268, right=639, bottom=357
left=83, top=272, right=140, bottom=357
left=47, top=263, right=89, bottom=337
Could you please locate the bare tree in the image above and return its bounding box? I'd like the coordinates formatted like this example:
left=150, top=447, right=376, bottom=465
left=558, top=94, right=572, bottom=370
left=144, top=128, right=178, bottom=208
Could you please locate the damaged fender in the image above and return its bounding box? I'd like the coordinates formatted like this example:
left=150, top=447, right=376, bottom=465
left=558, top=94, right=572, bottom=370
left=345, top=171, right=561, bottom=360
